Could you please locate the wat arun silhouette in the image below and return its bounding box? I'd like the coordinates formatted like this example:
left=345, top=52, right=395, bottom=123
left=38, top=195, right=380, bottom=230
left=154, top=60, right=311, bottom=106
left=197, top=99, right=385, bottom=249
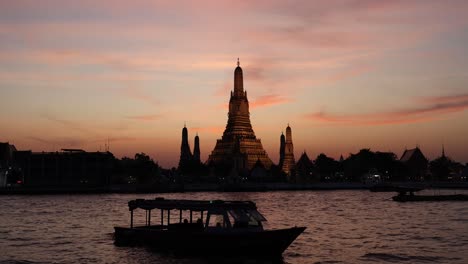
left=207, top=59, right=273, bottom=170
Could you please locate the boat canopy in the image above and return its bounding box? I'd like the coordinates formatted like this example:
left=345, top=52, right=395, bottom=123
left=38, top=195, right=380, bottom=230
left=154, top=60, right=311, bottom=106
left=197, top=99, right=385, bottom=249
left=229, top=208, right=267, bottom=222
left=128, top=198, right=258, bottom=212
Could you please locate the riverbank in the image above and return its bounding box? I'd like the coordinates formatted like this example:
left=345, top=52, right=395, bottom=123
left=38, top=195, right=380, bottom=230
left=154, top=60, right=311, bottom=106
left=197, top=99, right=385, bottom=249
left=1, top=181, right=468, bottom=194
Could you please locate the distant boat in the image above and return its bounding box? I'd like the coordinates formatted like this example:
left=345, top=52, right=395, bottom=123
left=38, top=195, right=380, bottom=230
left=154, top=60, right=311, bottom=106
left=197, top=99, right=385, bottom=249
left=369, top=182, right=425, bottom=193
left=114, top=198, right=306, bottom=257
left=369, top=182, right=398, bottom=192
left=392, top=188, right=468, bottom=202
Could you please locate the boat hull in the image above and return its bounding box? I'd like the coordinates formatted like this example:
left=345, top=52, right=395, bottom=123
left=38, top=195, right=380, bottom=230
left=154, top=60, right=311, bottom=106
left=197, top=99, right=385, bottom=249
left=114, top=226, right=306, bottom=256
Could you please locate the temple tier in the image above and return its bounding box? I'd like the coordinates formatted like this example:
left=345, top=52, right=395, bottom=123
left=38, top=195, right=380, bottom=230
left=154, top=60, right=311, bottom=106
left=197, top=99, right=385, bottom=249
left=208, top=61, right=273, bottom=170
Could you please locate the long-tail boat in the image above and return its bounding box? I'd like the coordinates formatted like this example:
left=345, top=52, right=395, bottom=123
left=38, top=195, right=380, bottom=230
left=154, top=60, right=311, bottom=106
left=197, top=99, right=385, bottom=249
left=114, top=198, right=306, bottom=256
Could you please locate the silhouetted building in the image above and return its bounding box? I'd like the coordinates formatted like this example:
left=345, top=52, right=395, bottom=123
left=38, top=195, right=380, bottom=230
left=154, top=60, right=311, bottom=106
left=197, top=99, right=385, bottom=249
left=13, top=149, right=114, bottom=188
left=429, top=146, right=464, bottom=181
left=207, top=59, right=273, bottom=171
left=400, top=147, right=428, bottom=181
left=193, top=133, right=200, bottom=163
left=179, top=124, right=193, bottom=169
left=250, top=159, right=269, bottom=182
left=0, top=142, right=17, bottom=168
left=1, top=142, right=20, bottom=187
left=295, top=151, right=315, bottom=183
left=279, top=124, right=296, bottom=178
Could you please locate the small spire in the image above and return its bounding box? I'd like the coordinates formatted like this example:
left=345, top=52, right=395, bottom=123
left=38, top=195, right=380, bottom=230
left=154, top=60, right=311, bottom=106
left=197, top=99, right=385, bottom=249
left=184, top=121, right=186, bottom=128
left=442, top=144, right=445, bottom=157
left=237, top=58, right=240, bottom=67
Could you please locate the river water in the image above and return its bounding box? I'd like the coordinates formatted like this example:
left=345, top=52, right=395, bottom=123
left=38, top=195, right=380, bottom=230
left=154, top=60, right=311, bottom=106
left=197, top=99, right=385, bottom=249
left=1, top=190, right=467, bottom=264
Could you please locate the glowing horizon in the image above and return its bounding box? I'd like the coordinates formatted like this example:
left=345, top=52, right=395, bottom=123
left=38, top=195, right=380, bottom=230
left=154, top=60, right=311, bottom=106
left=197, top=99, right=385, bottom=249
left=1, top=0, right=468, bottom=168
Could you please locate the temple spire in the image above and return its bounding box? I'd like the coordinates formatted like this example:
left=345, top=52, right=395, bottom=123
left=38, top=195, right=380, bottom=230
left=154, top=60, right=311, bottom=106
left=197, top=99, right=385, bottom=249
left=179, top=125, right=192, bottom=169
left=208, top=61, right=272, bottom=171
left=234, top=58, right=244, bottom=95
left=281, top=124, right=296, bottom=177
left=193, top=133, right=200, bottom=163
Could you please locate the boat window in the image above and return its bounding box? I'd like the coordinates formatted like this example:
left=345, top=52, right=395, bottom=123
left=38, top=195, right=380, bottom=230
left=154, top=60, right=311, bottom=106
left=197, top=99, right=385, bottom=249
left=206, top=213, right=227, bottom=228
left=229, top=209, right=266, bottom=222
left=246, top=210, right=267, bottom=222
left=226, top=211, right=236, bottom=227
left=228, top=209, right=266, bottom=227
left=228, top=209, right=250, bottom=223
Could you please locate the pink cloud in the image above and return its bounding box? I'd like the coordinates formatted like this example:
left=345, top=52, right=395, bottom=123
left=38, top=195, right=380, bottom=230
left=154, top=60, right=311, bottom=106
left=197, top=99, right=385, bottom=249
left=419, top=94, right=468, bottom=104
left=305, top=93, right=468, bottom=126
left=328, top=64, right=372, bottom=82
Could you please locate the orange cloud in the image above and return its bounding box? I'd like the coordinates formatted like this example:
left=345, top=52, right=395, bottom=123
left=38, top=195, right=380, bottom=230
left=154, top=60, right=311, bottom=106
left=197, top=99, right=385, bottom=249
left=251, top=95, right=292, bottom=109
left=28, top=136, right=85, bottom=148
left=305, top=93, right=468, bottom=126
left=41, top=114, right=98, bottom=136
left=215, top=94, right=291, bottom=110
left=27, top=136, right=137, bottom=150
left=190, top=126, right=225, bottom=135
left=216, top=103, right=229, bottom=110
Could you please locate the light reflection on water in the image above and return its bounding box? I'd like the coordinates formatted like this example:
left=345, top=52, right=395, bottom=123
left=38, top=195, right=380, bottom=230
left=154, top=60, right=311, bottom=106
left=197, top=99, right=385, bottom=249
left=1, top=190, right=468, bottom=264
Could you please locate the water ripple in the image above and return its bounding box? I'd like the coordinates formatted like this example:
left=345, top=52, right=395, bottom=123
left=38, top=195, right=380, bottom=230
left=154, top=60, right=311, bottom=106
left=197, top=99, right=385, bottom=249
left=1, top=191, right=468, bottom=264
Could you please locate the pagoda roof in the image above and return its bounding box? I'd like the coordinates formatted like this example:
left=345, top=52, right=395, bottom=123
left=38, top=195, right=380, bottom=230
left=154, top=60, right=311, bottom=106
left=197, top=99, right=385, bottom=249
left=400, top=147, right=427, bottom=162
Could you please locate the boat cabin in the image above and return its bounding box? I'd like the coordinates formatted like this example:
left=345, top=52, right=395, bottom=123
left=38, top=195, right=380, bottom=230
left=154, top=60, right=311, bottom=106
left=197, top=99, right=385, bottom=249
left=127, top=198, right=267, bottom=231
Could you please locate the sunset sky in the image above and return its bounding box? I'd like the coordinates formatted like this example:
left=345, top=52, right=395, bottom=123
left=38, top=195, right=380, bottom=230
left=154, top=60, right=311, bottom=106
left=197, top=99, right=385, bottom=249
left=1, top=0, right=468, bottom=168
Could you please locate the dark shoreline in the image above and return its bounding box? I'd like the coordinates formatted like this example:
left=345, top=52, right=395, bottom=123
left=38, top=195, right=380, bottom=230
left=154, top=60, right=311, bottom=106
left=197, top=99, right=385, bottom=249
left=1, top=182, right=468, bottom=195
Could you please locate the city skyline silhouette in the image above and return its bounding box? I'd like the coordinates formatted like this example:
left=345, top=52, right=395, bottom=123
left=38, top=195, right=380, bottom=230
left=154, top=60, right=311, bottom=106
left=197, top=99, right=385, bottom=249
left=2, top=3, right=468, bottom=264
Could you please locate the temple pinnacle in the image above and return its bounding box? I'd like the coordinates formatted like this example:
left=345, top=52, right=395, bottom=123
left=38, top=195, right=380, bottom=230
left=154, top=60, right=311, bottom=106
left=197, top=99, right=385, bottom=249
left=237, top=58, right=240, bottom=67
